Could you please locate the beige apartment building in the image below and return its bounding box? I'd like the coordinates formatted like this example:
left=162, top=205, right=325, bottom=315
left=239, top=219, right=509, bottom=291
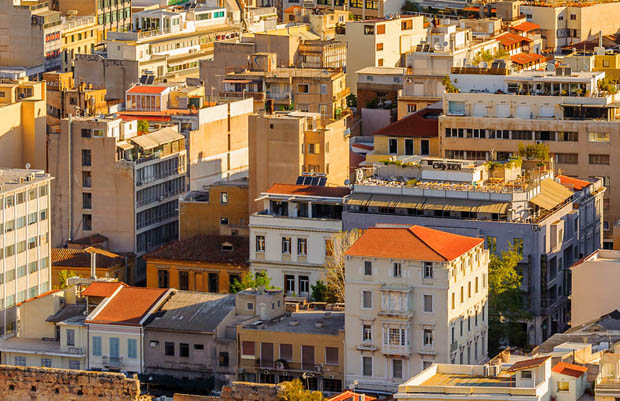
left=60, top=15, right=101, bottom=73
left=344, top=225, right=489, bottom=394
left=0, top=76, right=47, bottom=171
left=53, top=0, right=131, bottom=35
left=248, top=111, right=350, bottom=213
left=48, top=118, right=186, bottom=284
left=0, top=169, right=53, bottom=337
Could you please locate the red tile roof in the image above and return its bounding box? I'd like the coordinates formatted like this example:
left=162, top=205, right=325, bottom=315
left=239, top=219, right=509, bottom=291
left=552, top=362, right=588, bottom=378
left=507, top=356, right=551, bottom=372
left=350, top=150, right=365, bottom=171
left=68, top=233, right=108, bottom=246
left=265, top=184, right=351, bottom=198
left=372, top=105, right=441, bottom=138
left=511, top=52, right=545, bottom=65
left=52, top=247, right=124, bottom=269
left=557, top=175, right=591, bottom=191
left=328, top=391, right=377, bottom=401
left=345, top=225, right=483, bottom=261
left=144, top=235, right=250, bottom=267
left=17, top=289, right=61, bottom=306
left=82, top=282, right=127, bottom=298
left=87, top=287, right=167, bottom=326
left=512, top=21, right=540, bottom=32
left=497, top=32, right=532, bottom=47
left=127, top=85, right=168, bottom=94
left=352, top=143, right=373, bottom=151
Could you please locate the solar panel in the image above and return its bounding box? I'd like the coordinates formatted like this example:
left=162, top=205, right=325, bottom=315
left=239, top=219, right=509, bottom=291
left=146, top=75, right=155, bottom=84
left=303, top=176, right=313, bottom=185
left=310, top=177, right=319, bottom=186
left=296, top=176, right=304, bottom=185
left=139, top=75, right=147, bottom=84
left=318, top=177, right=327, bottom=186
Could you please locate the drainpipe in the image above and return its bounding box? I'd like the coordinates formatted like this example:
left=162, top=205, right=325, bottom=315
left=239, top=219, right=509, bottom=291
left=68, top=114, right=73, bottom=243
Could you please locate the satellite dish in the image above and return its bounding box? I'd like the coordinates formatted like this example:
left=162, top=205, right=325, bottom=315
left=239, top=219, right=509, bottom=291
left=433, top=42, right=442, bottom=51
left=480, top=61, right=488, bottom=68
left=582, top=64, right=590, bottom=72
left=546, top=63, right=556, bottom=72
left=25, top=163, right=30, bottom=169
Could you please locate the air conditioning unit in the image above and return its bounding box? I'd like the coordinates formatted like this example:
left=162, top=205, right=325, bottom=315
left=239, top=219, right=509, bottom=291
left=313, top=365, right=323, bottom=373
left=275, top=360, right=287, bottom=370
left=263, top=370, right=271, bottom=375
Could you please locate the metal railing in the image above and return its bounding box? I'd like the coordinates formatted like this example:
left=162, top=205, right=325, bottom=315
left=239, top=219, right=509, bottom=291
left=103, top=356, right=123, bottom=368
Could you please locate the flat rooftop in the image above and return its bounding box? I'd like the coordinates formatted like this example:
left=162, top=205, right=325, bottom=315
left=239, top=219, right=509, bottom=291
left=244, top=311, right=344, bottom=335
left=0, top=169, right=51, bottom=193
left=422, top=373, right=512, bottom=387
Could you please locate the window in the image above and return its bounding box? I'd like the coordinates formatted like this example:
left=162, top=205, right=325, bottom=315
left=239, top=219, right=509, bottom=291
left=486, top=236, right=497, bottom=254
left=93, top=336, right=102, bottom=356
left=589, top=154, right=610, bottom=165
left=362, top=356, right=372, bottom=376
left=468, top=282, right=472, bottom=298
left=41, top=358, right=52, bottom=367
left=82, top=149, right=91, bottom=166
left=15, top=357, right=26, bottom=366
left=423, top=329, right=433, bottom=346
left=363, top=324, right=372, bottom=342
left=158, top=270, right=169, bottom=288
left=299, top=276, right=309, bottom=294
left=558, top=132, right=578, bottom=142
left=363, top=260, right=373, bottom=276
left=424, top=295, right=433, bottom=312
left=297, top=238, right=307, bottom=255
left=297, top=84, right=309, bottom=93
left=376, top=43, right=383, bottom=51
left=388, top=328, right=405, bottom=345
left=165, top=342, right=175, bottom=356
left=570, top=13, right=576, bottom=20
left=320, top=84, right=327, bottom=94
left=220, top=192, right=228, bottom=204
left=247, top=302, right=254, bottom=310
left=451, top=292, right=455, bottom=309
left=325, top=347, right=338, bottom=365
left=424, top=262, right=433, bottom=278
left=407, top=104, right=417, bottom=113
left=393, top=359, right=403, bottom=378
left=282, top=237, right=291, bottom=254
left=401, top=19, right=413, bottom=30
left=521, top=370, right=532, bottom=379
left=376, top=24, right=385, bottom=34
left=389, top=138, right=398, bottom=153
left=588, top=132, right=610, bottom=142
left=82, top=192, right=92, bottom=209
left=256, top=235, right=265, bottom=252
left=558, top=381, right=569, bottom=391
left=362, top=290, right=372, bottom=309
left=280, top=344, right=293, bottom=361
left=109, top=337, right=120, bottom=358
left=219, top=217, right=229, bottom=225
left=179, top=343, right=189, bottom=358
left=179, top=271, right=189, bottom=290
left=219, top=352, right=229, bottom=367
left=363, top=25, right=375, bottom=35
left=82, top=214, right=92, bottom=231
left=81, top=128, right=91, bottom=138
left=66, top=329, right=75, bottom=346
left=556, top=153, right=578, bottom=165
left=128, top=339, right=137, bottom=359
left=393, top=262, right=401, bottom=278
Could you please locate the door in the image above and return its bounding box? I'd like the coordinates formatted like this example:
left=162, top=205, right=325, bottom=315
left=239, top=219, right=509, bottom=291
left=110, top=337, right=120, bottom=358
left=420, top=139, right=430, bottom=156
left=261, top=342, right=274, bottom=368
left=302, top=345, right=315, bottom=370
left=194, top=272, right=204, bottom=292
left=208, top=273, right=218, bottom=293
left=405, top=139, right=414, bottom=156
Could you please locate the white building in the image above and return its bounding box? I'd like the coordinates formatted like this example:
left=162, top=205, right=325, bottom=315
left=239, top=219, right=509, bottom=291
left=0, top=169, right=52, bottom=337
left=344, top=225, right=489, bottom=394
left=249, top=183, right=349, bottom=297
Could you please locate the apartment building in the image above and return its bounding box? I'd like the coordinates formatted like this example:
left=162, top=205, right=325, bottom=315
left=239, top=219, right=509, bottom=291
left=0, top=169, right=52, bottom=337
left=48, top=118, right=187, bottom=284
left=249, top=183, right=349, bottom=296
left=0, top=0, right=62, bottom=76
left=439, top=67, right=615, bottom=247
left=0, top=76, right=47, bottom=170
left=339, top=16, right=426, bottom=93
left=53, top=0, right=131, bottom=34
left=344, top=225, right=488, bottom=394
left=248, top=111, right=350, bottom=213
left=60, top=15, right=100, bottom=73
left=356, top=67, right=404, bottom=110
left=343, top=158, right=596, bottom=344
left=283, top=7, right=348, bottom=40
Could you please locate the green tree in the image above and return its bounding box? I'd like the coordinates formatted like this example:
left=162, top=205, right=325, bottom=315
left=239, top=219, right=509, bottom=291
left=488, top=244, right=529, bottom=354
left=137, top=119, right=149, bottom=134
left=518, top=142, right=549, bottom=161
left=229, top=271, right=273, bottom=293
left=323, top=230, right=363, bottom=303
left=310, top=280, right=328, bottom=302
left=280, top=379, right=323, bottom=401
left=58, top=270, right=78, bottom=289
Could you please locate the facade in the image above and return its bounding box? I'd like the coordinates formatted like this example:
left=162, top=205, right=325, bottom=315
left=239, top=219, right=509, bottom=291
left=238, top=309, right=345, bottom=394
left=356, top=66, right=404, bottom=110
left=51, top=247, right=126, bottom=288
left=0, top=169, right=52, bottom=337
left=0, top=76, right=47, bottom=170
left=343, top=158, right=594, bottom=344
left=48, top=118, right=186, bottom=284
left=249, top=183, right=349, bottom=296
left=60, top=15, right=100, bottom=73
left=53, top=0, right=131, bottom=34
left=248, top=111, right=350, bottom=213
left=86, top=285, right=170, bottom=374
left=344, top=225, right=488, bottom=394
left=595, top=353, right=620, bottom=401
left=145, top=235, right=249, bottom=293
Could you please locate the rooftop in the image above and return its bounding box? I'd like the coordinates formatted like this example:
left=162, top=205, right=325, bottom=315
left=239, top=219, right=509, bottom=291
left=372, top=104, right=440, bottom=138
left=506, top=356, right=551, bottom=372
left=127, top=85, right=169, bottom=94
left=68, top=234, right=108, bottom=246
left=557, top=175, right=592, bottom=191
left=81, top=282, right=126, bottom=298
left=0, top=337, right=85, bottom=357
left=421, top=372, right=512, bottom=387
left=511, top=21, right=540, bottom=32
left=52, top=247, right=124, bottom=269
left=264, top=183, right=350, bottom=199
left=243, top=311, right=344, bottom=335
left=496, top=32, right=532, bottom=47
left=345, top=225, right=483, bottom=262
left=144, top=235, right=249, bottom=267
left=0, top=169, right=51, bottom=193
left=552, top=362, right=588, bottom=378
left=86, top=287, right=167, bottom=326
left=356, top=66, right=405, bottom=75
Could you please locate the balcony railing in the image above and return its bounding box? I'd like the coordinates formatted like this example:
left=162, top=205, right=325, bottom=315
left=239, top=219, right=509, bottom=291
left=382, top=344, right=411, bottom=356
left=103, top=356, right=123, bottom=368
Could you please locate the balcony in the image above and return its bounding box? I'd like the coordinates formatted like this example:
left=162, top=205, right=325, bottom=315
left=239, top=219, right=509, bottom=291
left=103, top=356, right=123, bottom=369
left=333, top=87, right=351, bottom=101
left=250, top=213, right=342, bottom=232
left=381, top=344, right=411, bottom=356
left=356, top=342, right=377, bottom=351
left=450, top=341, right=458, bottom=353
left=378, top=309, right=413, bottom=319
left=219, top=90, right=265, bottom=101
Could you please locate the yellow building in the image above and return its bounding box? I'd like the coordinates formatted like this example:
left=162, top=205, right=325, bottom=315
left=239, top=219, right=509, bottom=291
left=0, top=76, right=47, bottom=170
left=61, top=15, right=101, bottom=73
left=51, top=247, right=126, bottom=289
left=180, top=178, right=249, bottom=239
left=594, top=51, right=620, bottom=81
left=145, top=235, right=249, bottom=293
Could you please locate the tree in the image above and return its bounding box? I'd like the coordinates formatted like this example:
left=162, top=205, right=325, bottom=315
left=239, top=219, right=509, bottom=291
left=229, top=271, right=273, bottom=293
left=487, top=243, right=530, bottom=354
left=280, top=379, right=323, bottom=401
left=323, top=230, right=363, bottom=303
left=58, top=270, right=78, bottom=289
left=137, top=119, right=149, bottom=134
left=310, top=280, right=328, bottom=302
left=518, top=142, right=549, bottom=161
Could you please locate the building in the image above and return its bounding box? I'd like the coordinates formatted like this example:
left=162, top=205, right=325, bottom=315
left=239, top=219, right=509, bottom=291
left=0, top=0, right=61, bottom=76
left=145, top=235, right=249, bottom=293
left=551, top=362, right=588, bottom=401
left=0, top=76, right=47, bottom=170
left=283, top=7, right=348, bottom=40
left=51, top=247, right=126, bottom=288
left=86, top=285, right=170, bottom=373
left=248, top=111, right=350, bottom=213
left=238, top=308, right=345, bottom=393
left=180, top=179, right=249, bottom=239
left=365, top=103, right=441, bottom=164
left=249, top=183, right=349, bottom=296
left=60, top=15, right=100, bottom=73
left=0, top=169, right=53, bottom=337
left=48, top=118, right=187, bottom=284
left=356, top=66, right=404, bottom=110
left=344, top=225, right=488, bottom=394
left=595, top=352, right=620, bottom=401
left=53, top=0, right=131, bottom=35
left=344, top=158, right=595, bottom=344
left=339, top=16, right=426, bottom=93
left=143, top=291, right=248, bottom=385
left=439, top=67, right=614, bottom=247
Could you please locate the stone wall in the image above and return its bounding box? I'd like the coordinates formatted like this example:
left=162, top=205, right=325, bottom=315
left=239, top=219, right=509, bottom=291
left=221, top=381, right=282, bottom=401
left=0, top=365, right=141, bottom=401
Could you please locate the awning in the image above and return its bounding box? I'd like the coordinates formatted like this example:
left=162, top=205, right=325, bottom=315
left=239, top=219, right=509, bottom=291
left=421, top=197, right=453, bottom=211
left=347, top=193, right=372, bottom=206
left=530, top=178, right=573, bottom=210
left=396, top=196, right=426, bottom=209
left=476, top=202, right=509, bottom=214
left=129, top=127, right=184, bottom=150
left=368, top=194, right=397, bottom=208
left=222, top=79, right=251, bottom=84
left=116, top=141, right=134, bottom=151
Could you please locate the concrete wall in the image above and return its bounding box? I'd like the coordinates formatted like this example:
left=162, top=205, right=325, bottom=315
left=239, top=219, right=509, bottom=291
left=146, top=260, right=248, bottom=293
left=74, top=55, right=139, bottom=101
left=0, top=99, right=47, bottom=171
left=361, top=108, right=390, bottom=136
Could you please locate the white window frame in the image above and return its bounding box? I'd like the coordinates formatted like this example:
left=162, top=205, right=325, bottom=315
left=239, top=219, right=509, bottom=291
left=362, top=355, right=373, bottom=376
left=361, top=290, right=373, bottom=309
left=423, top=294, right=433, bottom=313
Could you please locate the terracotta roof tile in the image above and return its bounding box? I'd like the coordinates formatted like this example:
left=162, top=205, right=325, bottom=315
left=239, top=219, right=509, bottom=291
left=345, top=225, right=483, bottom=261
left=144, top=235, right=250, bottom=267
left=557, top=175, right=591, bottom=191
left=507, top=356, right=551, bottom=372
left=82, top=282, right=127, bottom=298
left=328, top=391, right=377, bottom=401
left=68, top=233, right=108, bottom=246
left=17, top=289, right=62, bottom=306
left=510, top=53, right=544, bottom=65
left=512, top=21, right=540, bottom=32
left=265, top=184, right=350, bottom=198
left=127, top=85, right=168, bottom=94
left=497, top=32, right=532, bottom=46
left=372, top=106, right=440, bottom=138
left=52, top=247, right=124, bottom=269
left=87, top=287, right=167, bottom=326
left=552, top=362, right=588, bottom=378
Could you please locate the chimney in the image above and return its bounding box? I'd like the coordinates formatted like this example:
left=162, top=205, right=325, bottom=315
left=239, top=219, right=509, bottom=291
left=90, top=251, right=97, bottom=279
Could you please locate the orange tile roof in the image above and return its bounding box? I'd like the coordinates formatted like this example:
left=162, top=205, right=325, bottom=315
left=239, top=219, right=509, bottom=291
left=507, top=356, right=551, bottom=372
left=17, top=289, right=61, bottom=306
left=265, top=184, right=350, bottom=198
left=87, top=287, right=167, bottom=326
left=552, top=362, right=588, bottom=378
left=511, top=52, right=544, bottom=65
left=82, top=282, right=127, bottom=298
left=512, top=21, right=540, bottom=32
left=557, top=175, right=591, bottom=191
left=52, top=247, right=124, bottom=269
left=497, top=32, right=532, bottom=47
left=127, top=85, right=168, bottom=94
left=328, top=391, right=377, bottom=401
left=345, top=225, right=483, bottom=261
